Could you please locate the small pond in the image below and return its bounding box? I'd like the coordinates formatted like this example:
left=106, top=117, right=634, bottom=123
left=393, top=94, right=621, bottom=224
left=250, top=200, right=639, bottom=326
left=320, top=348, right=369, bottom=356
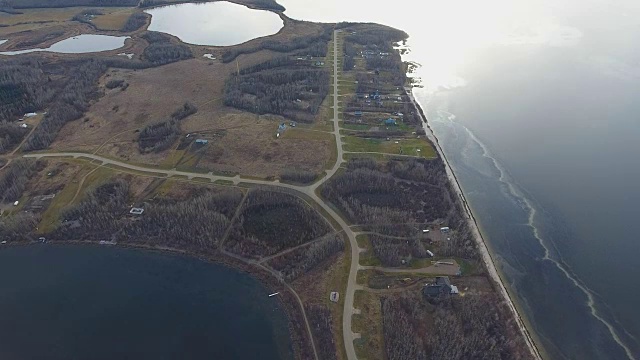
left=144, top=2, right=283, bottom=46
left=0, top=34, right=129, bottom=56
left=0, top=244, right=293, bottom=360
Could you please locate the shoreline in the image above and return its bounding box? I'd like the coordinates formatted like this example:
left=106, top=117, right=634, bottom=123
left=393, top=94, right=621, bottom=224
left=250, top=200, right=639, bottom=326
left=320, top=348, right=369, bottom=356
left=406, top=87, right=544, bottom=360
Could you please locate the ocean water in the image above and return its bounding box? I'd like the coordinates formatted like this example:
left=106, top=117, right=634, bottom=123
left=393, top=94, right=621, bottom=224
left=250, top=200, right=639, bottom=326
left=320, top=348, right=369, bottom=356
left=0, top=245, right=293, bottom=360
left=278, top=0, right=640, bottom=358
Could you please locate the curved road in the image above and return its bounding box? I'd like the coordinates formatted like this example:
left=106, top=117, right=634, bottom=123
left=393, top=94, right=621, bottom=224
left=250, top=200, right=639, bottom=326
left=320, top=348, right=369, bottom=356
left=23, top=30, right=363, bottom=360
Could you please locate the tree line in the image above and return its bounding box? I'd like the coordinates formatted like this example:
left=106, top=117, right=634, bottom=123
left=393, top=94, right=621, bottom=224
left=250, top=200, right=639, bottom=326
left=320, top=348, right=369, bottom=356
left=0, top=121, right=29, bottom=154
left=8, top=0, right=138, bottom=8
left=120, top=12, right=148, bottom=32
left=0, top=58, right=56, bottom=122
left=382, top=293, right=532, bottom=360
left=225, top=67, right=329, bottom=123
left=23, top=60, right=106, bottom=151
left=141, top=31, right=193, bottom=65
left=0, top=158, right=38, bottom=203
left=221, top=25, right=332, bottom=63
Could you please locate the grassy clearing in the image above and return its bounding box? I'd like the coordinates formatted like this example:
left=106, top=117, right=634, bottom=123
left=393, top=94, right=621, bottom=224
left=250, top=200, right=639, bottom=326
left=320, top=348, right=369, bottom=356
left=37, top=165, right=115, bottom=234
left=214, top=179, right=234, bottom=186
left=281, top=129, right=333, bottom=142
left=357, top=234, right=382, bottom=267
left=352, top=290, right=385, bottom=360
left=343, top=135, right=436, bottom=157
left=91, top=8, right=136, bottom=31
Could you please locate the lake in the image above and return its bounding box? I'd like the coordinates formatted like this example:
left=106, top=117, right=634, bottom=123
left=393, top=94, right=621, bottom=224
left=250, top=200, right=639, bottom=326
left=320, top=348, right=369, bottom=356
left=0, top=34, right=129, bottom=56
left=0, top=244, right=293, bottom=360
left=144, top=2, right=283, bottom=46
left=278, top=0, right=640, bottom=358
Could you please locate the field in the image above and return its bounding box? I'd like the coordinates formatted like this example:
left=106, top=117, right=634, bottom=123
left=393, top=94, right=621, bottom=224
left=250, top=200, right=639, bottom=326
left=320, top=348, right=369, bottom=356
left=50, top=53, right=333, bottom=178
left=0, top=7, right=136, bottom=38
left=343, top=135, right=436, bottom=158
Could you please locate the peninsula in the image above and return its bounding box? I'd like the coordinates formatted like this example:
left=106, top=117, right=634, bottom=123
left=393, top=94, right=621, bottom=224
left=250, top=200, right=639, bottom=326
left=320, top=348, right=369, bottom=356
left=0, top=0, right=541, bottom=359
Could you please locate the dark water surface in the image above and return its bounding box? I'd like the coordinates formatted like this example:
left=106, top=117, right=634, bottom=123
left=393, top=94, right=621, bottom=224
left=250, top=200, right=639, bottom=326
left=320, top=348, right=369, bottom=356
left=0, top=245, right=293, bottom=360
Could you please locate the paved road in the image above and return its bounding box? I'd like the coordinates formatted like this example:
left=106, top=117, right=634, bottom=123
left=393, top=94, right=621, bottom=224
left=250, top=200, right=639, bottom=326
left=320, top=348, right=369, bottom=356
left=23, top=29, right=363, bottom=360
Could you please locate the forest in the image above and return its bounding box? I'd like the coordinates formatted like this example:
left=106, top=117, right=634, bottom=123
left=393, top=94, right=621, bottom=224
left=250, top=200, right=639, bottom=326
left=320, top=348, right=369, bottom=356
left=141, top=31, right=193, bottom=65
left=305, top=304, right=339, bottom=360
left=221, top=25, right=332, bottom=63
left=52, top=180, right=243, bottom=252
left=224, top=64, right=329, bottom=123
left=23, top=60, right=106, bottom=151
left=279, top=168, right=318, bottom=184
left=120, top=12, right=148, bottom=32
left=0, top=121, right=29, bottom=154
left=0, top=58, right=56, bottom=122
left=266, top=233, right=343, bottom=281
left=322, top=158, right=478, bottom=259
left=225, top=188, right=331, bottom=259
left=381, top=293, right=531, bottom=360
left=0, top=159, right=38, bottom=203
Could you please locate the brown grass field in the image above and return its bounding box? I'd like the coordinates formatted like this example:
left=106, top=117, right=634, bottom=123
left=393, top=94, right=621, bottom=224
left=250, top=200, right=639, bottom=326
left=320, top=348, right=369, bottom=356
left=51, top=49, right=333, bottom=178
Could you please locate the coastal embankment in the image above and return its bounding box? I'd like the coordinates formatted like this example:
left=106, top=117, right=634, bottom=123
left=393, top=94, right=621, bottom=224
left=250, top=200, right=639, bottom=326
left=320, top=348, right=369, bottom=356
left=406, top=87, right=544, bottom=360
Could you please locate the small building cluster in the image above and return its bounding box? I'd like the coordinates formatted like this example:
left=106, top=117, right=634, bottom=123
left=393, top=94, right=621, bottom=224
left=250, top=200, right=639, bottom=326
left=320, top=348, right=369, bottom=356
left=422, top=276, right=459, bottom=298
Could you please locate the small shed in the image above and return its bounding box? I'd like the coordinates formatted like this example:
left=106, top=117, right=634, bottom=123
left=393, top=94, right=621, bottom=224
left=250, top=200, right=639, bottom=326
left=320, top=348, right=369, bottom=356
left=354, top=110, right=363, bottom=117
left=195, top=139, right=208, bottom=145
left=440, top=226, right=450, bottom=233
left=384, top=118, right=397, bottom=126
left=330, top=292, right=340, bottom=303
left=130, top=207, right=144, bottom=215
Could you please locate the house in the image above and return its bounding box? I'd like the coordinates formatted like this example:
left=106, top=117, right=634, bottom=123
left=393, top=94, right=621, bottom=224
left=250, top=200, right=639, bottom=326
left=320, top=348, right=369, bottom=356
left=19, top=123, right=28, bottom=128
left=129, top=208, right=144, bottom=215
left=440, top=226, right=450, bottom=233
left=422, top=276, right=458, bottom=298
left=384, top=118, right=397, bottom=126
left=195, top=139, right=208, bottom=145
left=354, top=110, right=363, bottom=117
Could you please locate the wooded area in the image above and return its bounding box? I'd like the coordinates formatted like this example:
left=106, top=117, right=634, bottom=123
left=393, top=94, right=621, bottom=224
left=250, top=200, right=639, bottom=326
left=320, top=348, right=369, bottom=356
left=225, top=59, right=329, bottom=123
left=53, top=180, right=243, bottom=252
left=0, top=158, right=38, bottom=203
left=322, top=158, right=478, bottom=259
left=382, top=293, right=531, bottom=359
left=267, top=233, right=343, bottom=281
left=225, top=188, right=331, bottom=258
left=0, top=121, right=29, bottom=154
left=221, top=25, right=332, bottom=63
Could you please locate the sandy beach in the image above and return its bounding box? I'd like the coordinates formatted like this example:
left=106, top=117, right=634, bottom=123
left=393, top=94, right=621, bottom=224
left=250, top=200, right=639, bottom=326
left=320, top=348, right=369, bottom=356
left=406, top=87, right=544, bottom=360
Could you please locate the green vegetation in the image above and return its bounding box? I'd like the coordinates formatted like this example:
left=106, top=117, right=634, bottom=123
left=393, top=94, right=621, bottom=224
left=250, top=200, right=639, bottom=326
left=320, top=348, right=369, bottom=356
left=343, top=135, right=436, bottom=157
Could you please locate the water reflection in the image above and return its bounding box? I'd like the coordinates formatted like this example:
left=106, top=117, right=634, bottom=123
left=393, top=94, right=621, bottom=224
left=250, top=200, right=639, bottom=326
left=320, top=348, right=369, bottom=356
left=145, top=2, right=283, bottom=46
left=0, top=34, right=129, bottom=56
